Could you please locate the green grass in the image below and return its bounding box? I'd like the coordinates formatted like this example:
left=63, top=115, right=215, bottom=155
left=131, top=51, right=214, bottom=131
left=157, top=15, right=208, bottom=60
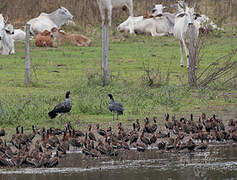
left=0, top=26, right=236, bottom=130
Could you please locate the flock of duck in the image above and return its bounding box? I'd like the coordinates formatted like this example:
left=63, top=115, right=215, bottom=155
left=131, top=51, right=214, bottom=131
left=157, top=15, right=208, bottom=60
left=0, top=113, right=236, bottom=168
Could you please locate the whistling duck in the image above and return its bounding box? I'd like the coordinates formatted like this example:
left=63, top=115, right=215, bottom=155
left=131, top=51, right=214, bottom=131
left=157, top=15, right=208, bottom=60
left=129, top=129, right=138, bottom=145
left=121, top=141, right=130, bottom=150
left=117, top=122, right=124, bottom=132
left=90, top=141, right=100, bottom=157
left=0, top=129, right=5, bottom=136
left=123, top=133, right=130, bottom=142
left=35, top=140, right=43, bottom=153
left=196, top=142, right=208, bottom=151
left=151, top=117, right=158, bottom=133
left=96, top=124, right=106, bottom=137
left=140, top=130, right=151, bottom=146
left=26, top=156, right=39, bottom=167
left=57, top=131, right=69, bottom=154
left=212, top=115, right=225, bottom=131
left=111, top=138, right=122, bottom=149
left=166, top=135, right=175, bottom=150
left=0, top=155, right=11, bottom=167
left=228, top=119, right=235, bottom=127
left=51, top=127, right=63, bottom=136
left=150, top=134, right=157, bottom=144
left=136, top=143, right=146, bottom=152
left=105, top=139, right=118, bottom=156
left=20, top=126, right=29, bottom=145
left=48, top=128, right=60, bottom=147
left=117, top=122, right=127, bottom=138
left=165, top=114, right=173, bottom=130
left=117, top=129, right=124, bottom=141
left=176, top=141, right=187, bottom=150
left=12, top=151, right=26, bottom=167
left=96, top=139, right=107, bottom=155
left=186, top=138, right=196, bottom=151
left=230, top=131, right=237, bottom=142
left=70, top=130, right=83, bottom=148
left=4, top=143, right=15, bottom=159
left=197, top=116, right=203, bottom=131
left=82, top=145, right=91, bottom=156
left=199, top=131, right=209, bottom=143
left=46, top=151, right=59, bottom=168
left=157, top=141, right=166, bottom=150
left=73, top=129, right=85, bottom=137
left=144, top=117, right=153, bottom=133
left=88, top=124, right=96, bottom=141
left=189, top=114, right=198, bottom=133
left=28, top=125, right=37, bottom=143
left=130, top=123, right=137, bottom=136
left=57, top=141, right=69, bottom=154
left=157, top=131, right=169, bottom=138
left=135, top=119, right=140, bottom=131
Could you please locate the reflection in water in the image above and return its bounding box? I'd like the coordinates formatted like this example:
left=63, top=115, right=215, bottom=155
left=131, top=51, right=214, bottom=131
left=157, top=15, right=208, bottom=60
left=0, top=145, right=237, bottom=180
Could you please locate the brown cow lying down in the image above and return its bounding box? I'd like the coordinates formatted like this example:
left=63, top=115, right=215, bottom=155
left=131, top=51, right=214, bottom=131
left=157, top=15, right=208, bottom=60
left=51, top=27, right=91, bottom=47
left=35, top=30, right=54, bottom=47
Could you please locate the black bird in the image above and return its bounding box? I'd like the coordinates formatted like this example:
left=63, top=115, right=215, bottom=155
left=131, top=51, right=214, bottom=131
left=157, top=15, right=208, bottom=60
left=48, top=91, right=72, bottom=119
left=108, top=94, right=124, bottom=120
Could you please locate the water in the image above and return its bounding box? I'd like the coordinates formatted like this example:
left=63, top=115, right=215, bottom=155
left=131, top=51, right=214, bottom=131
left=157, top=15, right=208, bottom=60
left=0, top=145, right=236, bottom=180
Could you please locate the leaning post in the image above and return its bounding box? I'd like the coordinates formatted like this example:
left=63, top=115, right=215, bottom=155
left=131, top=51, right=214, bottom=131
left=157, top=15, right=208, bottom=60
left=25, top=23, right=31, bottom=84
left=101, top=22, right=109, bottom=86
left=187, top=24, right=198, bottom=87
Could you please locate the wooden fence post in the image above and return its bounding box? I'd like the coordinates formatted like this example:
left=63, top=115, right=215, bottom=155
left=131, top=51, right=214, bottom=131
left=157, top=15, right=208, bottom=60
left=187, top=24, right=198, bottom=87
left=101, top=22, right=109, bottom=86
left=25, top=23, right=31, bottom=84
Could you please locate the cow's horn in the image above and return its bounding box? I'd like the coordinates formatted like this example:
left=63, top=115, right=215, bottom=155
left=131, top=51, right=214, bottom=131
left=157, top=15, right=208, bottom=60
left=178, top=1, right=184, bottom=9
left=57, top=0, right=61, bottom=8
left=4, top=15, right=8, bottom=24
left=194, top=0, right=198, bottom=9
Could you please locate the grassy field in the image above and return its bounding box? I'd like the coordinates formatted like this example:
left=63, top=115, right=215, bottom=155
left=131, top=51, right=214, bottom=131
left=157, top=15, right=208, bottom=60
left=0, top=26, right=236, bottom=131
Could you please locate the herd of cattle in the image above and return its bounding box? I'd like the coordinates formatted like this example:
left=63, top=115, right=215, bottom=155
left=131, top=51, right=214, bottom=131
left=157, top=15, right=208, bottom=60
left=0, top=0, right=223, bottom=67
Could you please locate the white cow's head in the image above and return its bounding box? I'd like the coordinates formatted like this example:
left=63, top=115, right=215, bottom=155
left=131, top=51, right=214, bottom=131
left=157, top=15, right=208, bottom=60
left=151, top=4, right=166, bottom=17
left=176, top=4, right=196, bottom=26
left=57, top=7, right=73, bottom=21
left=4, top=24, right=14, bottom=35
left=117, top=16, right=143, bottom=33
left=117, top=16, right=133, bottom=32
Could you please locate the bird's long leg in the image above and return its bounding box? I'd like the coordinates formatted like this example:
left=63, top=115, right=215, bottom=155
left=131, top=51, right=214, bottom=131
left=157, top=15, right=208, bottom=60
left=112, top=111, right=114, bottom=121
left=117, top=113, right=118, bottom=120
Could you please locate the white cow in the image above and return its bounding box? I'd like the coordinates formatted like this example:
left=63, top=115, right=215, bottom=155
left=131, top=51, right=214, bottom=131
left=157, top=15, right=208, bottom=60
left=195, top=14, right=224, bottom=32
left=0, top=23, right=15, bottom=55
left=97, top=0, right=133, bottom=26
left=133, top=15, right=174, bottom=36
left=117, top=4, right=175, bottom=36
left=173, top=2, right=199, bottom=68
left=117, top=16, right=144, bottom=34
left=151, top=4, right=166, bottom=17
left=11, top=29, right=26, bottom=41
left=26, top=7, right=73, bottom=35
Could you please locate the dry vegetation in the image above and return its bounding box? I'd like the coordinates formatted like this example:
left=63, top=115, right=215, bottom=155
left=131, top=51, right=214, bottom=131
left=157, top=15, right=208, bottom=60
left=0, top=0, right=236, bottom=30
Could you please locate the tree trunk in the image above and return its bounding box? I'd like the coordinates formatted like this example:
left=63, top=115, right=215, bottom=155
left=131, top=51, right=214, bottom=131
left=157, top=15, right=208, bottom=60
left=101, top=23, right=109, bottom=86
left=25, top=24, right=31, bottom=84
